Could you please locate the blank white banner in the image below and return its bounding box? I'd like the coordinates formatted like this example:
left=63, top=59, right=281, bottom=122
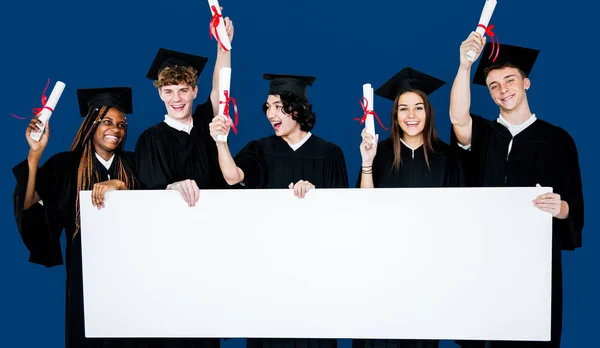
left=79, top=187, right=552, bottom=341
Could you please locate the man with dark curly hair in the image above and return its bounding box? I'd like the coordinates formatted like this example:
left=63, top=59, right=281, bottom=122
left=209, top=73, right=349, bottom=199
left=135, top=18, right=234, bottom=207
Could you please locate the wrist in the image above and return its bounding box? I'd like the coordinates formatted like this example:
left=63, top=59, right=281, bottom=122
left=557, top=200, right=570, bottom=219
left=27, top=150, right=42, bottom=166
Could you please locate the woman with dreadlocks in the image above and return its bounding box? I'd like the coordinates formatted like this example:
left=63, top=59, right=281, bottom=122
left=12, top=86, right=140, bottom=348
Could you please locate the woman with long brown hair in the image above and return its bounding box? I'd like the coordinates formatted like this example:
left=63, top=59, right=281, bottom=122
left=12, top=87, right=139, bottom=348
left=358, top=67, right=462, bottom=190
left=355, top=68, right=464, bottom=348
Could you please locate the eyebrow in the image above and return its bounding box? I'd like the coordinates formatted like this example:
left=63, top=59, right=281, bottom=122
left=398, top=102, right=425, bottom=106
left=488, top=74, right=517, bottom=87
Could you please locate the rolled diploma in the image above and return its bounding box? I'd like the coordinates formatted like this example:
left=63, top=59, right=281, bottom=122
left=30, top=81, right=66, bottom=142
left=363, top=84, right=375, bottom=139
left=466, top=0, right=497, bottom=62
left=208, top=0, right=232, bottom=51
left=216, top=67, right=231, bottom=143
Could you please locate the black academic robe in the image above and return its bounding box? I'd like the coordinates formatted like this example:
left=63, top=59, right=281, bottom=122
left=134, top=97, right=226, bottom=190
left=452, top=115, right=584, bottom=348
left=237, top=134, right=347, bottom=348
left=12, top=150, right=147, bottom=348
left=356, top=138, right=462, bottom=189
left=235, top=134, right=349, bottom=189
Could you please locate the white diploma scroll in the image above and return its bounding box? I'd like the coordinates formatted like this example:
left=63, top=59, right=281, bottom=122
left=466, top=0, right=497, bottom=62
left=30, top=81, right=66, bottom=142
left=208, top=0, right=232, bottom=51
left=362, top=84, right=375, bottom=139
left=216, top=67, right=232, bottom=143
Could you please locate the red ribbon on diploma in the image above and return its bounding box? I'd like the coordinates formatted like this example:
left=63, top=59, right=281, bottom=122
left=220, top=90, right=239, bottom=134
left=210, top=6, right=229, bottom=51
left=355, top=97, right=388, bottom=131
left=478, top=23, right=500, bottom=62
left=11, top=78, right=53, bottom=120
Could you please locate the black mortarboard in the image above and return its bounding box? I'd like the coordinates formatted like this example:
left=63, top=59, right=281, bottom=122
left=76, top=87, right=133, bottom=117
left=263, top=73, right=316, bottom=102
left=374, top=67, right=446, bottom=101
left=473, top=43, right=540, bottom=86
left=146, top=48, right=209, bottom=80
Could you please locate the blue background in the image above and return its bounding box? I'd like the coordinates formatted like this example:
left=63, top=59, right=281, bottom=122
left=1, top=0, right=597, bottom=347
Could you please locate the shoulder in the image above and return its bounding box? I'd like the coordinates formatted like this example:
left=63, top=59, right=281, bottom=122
left=136, top=122, right=171, bottom=145
left=431, top=139, right=450, bottom=154
left=305, top=134, right=344, bottom=157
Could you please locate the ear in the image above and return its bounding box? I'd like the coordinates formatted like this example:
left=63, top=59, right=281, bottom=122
left=192, top=85, right=198, bottom=100
left=524, top=78, right=531, bottom=91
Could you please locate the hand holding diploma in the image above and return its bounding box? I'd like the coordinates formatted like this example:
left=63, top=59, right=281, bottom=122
left=460, top=32, right=487, bottom=68
left=22, top=80, right=65, bottom=142
left=215, top=67, right=238, bottom=143
left=466, top=0, right=497, bottom=62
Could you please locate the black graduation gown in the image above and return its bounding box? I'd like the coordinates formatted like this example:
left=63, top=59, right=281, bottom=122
left=356, top=138, right=462, bottom=189
left=236, top=134, right=347, bottom=348
left=12, top=150, right=148, bottom=348
left=452, top=115, right=584, bottom=348
left=235, top=134, right=349, bottom=189
left=134, top=97, right=226, bottom=190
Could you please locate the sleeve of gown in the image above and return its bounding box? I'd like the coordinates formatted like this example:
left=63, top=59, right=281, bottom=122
left=552, top=130, right=584, bottom=251
left=122, top=151, right=144, bottom=190
left=324, top=145, right=349, bottom=188
left=234, top=140, right=264, bottom=189
left=192, top=97, right=231, bottom=189
left=12, top=157, right=64, bottom=267
left=450, top=114, right=489, bottom=187
left=192, top=96, right=215, bottom=131
left=134, top=129, right=173, bottom=190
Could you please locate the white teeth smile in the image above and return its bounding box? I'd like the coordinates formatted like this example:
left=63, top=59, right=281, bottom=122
left=406, top=122, right=419, bottom=125
left=105, top=135, right=119, bottom=142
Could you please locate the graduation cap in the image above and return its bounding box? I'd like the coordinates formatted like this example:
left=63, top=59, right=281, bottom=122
left=375, top=67, right=446, bottom=101
left=76, top=87, right=133, bottom=117
left=146, top=48, right=209, bottom=80
left=263, top=73, right=316, bottom=102
left=473, top=43, right=540, bottom=86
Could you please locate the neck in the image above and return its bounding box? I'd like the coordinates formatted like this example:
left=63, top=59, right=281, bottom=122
left=169, top=114, right=193, bottom=126
left=94, top=145, right=115, bottom=161
left=282, top=128, right=308, bottom=145
left=402, top=133, right=424, bottom=149
left=500, top=98, right=533, bottom=125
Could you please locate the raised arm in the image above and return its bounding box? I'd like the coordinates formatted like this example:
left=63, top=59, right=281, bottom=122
left=210, top=15, right=234, bottom=117
left=209, top=116, right=244, bottom=185
left=23, top=115, right=49, bottom=210
left=450, top=32, right=486, bottom=146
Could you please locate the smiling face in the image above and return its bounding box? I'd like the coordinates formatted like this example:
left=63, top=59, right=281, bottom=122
left=486, top=66, right=531, bottom=112
left=396, top=91, right=427, bottom=140
left=263, top=94, right=301, bottom=137
left=159, top=83, right=198, bottom=123
left=92, top=107, right=127, bottom=155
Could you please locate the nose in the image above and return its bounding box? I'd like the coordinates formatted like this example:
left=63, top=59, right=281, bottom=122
left=172, top=91, right=181, bottom=102
left=266, top=106, right=277, bottom=120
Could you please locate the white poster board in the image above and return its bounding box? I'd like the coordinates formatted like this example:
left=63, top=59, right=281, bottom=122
left=79, top=187, right=552, bottom=341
